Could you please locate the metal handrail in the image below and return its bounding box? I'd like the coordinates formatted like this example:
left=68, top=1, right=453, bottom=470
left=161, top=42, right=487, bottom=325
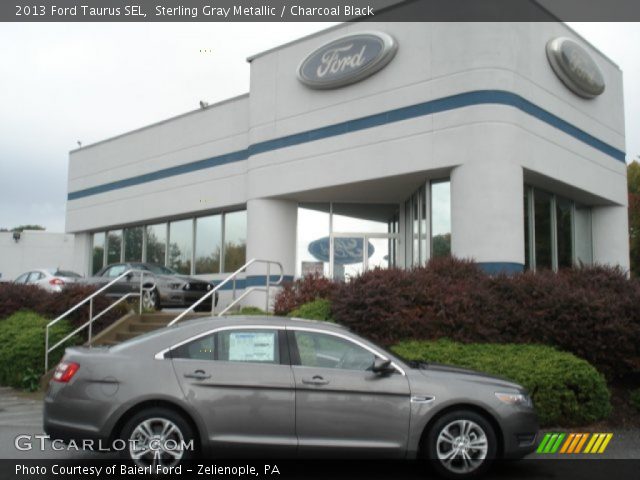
left=44, top=269, right=152, bottom=372
left=218, top=287, right=267, bottom=316
left=167, top=259, right=284, bottom=327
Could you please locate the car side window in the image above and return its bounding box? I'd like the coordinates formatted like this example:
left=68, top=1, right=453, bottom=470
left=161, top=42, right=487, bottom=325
left=293, top=331, right=375, bottom=371
left=218, top=329, right=280, bottom=365
left=170, top=329, right=280, bottom=365
left=104, top=265, right=126, bottom=277
left=27, top=272, right=42, bottom=283
left=15, top=273, right=29, bottom=284
left=172, top=334, right=215, bottom=361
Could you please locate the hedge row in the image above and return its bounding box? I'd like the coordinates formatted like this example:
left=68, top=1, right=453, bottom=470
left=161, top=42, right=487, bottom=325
left=392, top=340, right=611, bottom=426
left=0, top=311, right=77, bottom=388
left=0, top=283, right=129, bottom=338
left=274, top=258, right=640, bottom=378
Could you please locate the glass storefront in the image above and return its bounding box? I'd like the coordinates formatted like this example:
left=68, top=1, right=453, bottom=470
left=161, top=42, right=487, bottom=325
left=91, top=232, right=105, bottom=274
left=404, top=179, right=452, bottom=266
left=223, top=210, right=247, bottom=272
left=296, top=203, right=399, bottom=281
left=123, top=226, right=143, bottom=262
left=106, top=230, right=122, bottom=265
left=195, top=215, right=222, bottom=274
left=145, top=223, right=167, bottom=265
left=524, top=186, right=592, bottom=271
left=90, top=210, right=246, bottom=275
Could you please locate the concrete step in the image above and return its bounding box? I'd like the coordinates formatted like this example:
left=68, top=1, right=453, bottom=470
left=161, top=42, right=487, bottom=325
left=115, top=331, right=143, bottom=342
left=128, top=322, right=169, bottom=333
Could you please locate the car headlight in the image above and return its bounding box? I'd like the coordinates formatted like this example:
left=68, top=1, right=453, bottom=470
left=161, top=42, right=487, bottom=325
left=495, top=392, right=533, bottom=408
left=183, top=283, right=191, bottom=290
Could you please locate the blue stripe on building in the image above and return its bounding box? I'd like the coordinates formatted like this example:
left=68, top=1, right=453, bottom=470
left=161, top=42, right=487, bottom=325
left=68, top=90, right=626, bottom=201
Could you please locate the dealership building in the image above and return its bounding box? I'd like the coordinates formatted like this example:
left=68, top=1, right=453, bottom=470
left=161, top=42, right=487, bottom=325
left=65, top=20, right=629, bottom=308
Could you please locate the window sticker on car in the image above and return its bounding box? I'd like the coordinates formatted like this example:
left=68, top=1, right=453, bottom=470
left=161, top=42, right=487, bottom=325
left=228, top=332, right=275, bottom=362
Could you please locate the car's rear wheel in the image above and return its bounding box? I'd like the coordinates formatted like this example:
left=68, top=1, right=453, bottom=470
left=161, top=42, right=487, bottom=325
left=425, top=410, right=497, bottom=479
left=119, top=408, right=195, bottom=468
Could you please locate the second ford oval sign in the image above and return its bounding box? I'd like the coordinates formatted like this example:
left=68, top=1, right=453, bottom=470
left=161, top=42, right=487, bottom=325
left=298, top=31, right=398, bottom=89
left=546, top=37, right=605, bottom=99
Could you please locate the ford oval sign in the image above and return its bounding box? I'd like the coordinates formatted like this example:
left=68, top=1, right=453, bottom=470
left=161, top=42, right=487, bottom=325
left=308, top=237, right=375, bottom=265
left=298, top=32, right=398, bottom=90
left=546, top=37, right=605, bottom=99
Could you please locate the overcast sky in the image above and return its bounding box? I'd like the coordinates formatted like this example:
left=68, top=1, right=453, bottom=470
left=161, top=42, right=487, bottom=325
left=0, top=22, right=638, bottom=233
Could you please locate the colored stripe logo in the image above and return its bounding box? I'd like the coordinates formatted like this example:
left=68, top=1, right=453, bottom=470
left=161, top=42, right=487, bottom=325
left=536, top=433, right=613, bottom=454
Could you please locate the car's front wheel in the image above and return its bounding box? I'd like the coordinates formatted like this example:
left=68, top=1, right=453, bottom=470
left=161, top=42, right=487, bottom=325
left=425, top=409, right=497, bottom=479
left=119, top=408, right=195, bottom=468
left=141, top=287, right=160, bottom=311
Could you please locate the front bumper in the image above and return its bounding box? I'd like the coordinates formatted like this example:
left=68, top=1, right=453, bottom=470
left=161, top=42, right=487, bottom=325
left=501, top=409, right=539, bottom=458
left=159, top=289, right=217, bottom=307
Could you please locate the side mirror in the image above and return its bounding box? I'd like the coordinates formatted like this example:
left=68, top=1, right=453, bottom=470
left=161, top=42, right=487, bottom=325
left=371, top=358, right=395, bottom=375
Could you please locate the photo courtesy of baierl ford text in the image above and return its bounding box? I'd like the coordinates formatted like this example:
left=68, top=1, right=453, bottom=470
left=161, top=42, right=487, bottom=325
left=1, top=1, right=640, bottom=479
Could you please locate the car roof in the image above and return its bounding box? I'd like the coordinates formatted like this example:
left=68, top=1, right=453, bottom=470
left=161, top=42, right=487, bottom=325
left=177, top=315, right=347, bottom=331
left=110, top=315, right=350, bottom=355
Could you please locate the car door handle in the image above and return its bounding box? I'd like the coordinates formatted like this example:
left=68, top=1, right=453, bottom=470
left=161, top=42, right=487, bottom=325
left=302, top=375, right=329, bottom=386
left=184, top=370, right=211, bottom=380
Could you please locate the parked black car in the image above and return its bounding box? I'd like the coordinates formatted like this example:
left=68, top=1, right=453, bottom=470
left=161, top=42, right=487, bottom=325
left=83, top=262, right=218, bottom=311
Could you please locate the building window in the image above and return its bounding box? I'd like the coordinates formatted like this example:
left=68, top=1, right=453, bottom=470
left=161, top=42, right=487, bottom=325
left=524, top=186, right=592, bottom=271
left=403, top=179, right=451, bottom=266
left=195, top=215, right=222, bottom=274
left=296, top=204, right=331, bottom=278
left=106, top=230, right=122, bottom=265
left=534, top=190, right=553, bottom=269
left=91, top=232, right=105, bottom=274
left=296, top=203, right=399, bottom=281
left=169, top=219, right=193, bottom=275
left=145, top=223, right=167, bottom=265
left=223, top=210, right=247, bottom=273
left=123, top=226, right=143, bottom=262
left=88, top=209, right=246, bottom=275
left=431, top=180, right=451, bottom=258
left=574, top=205, right=593, bottom=266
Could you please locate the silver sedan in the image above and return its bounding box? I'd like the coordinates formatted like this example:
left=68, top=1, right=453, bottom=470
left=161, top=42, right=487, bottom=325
left=44, top=316, right=538, bottom=478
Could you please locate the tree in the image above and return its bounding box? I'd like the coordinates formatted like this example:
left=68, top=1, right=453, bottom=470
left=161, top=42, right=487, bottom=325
left=629, top=160, right=640, bottom=277
left=0, top=225, right=45, bottom=232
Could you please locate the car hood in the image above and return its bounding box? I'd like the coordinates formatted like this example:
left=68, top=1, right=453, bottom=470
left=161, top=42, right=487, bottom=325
left=155, top=274, right=209, bottom=284
left=418, top=362, right=524, bottom=390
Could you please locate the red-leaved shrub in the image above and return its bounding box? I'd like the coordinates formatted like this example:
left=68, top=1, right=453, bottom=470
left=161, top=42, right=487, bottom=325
left=273, top=275, right=339, bottom=315
left=274, top=257, right=640, bottom=378
left=0, top=283, right=129, bottom=339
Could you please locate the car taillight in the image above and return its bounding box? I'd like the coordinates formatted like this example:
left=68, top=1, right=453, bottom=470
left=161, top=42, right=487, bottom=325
left=53, top=361, right=80, bottom=383
left=49, top=278, right=65, bottom=286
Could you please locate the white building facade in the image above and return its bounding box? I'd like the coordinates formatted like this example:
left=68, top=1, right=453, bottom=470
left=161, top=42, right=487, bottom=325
left=65, top=21, right=629, bottom=307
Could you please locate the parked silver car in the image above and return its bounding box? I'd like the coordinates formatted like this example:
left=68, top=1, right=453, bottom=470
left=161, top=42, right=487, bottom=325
left=82, top=262, right=217, bottom=311
left=14, top=268, right=82, bottom=292
left=44, top=317, right=538, bottom=478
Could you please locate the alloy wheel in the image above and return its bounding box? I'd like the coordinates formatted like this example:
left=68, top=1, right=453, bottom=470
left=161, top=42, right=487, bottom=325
left=435, top=419, right=489, bottom=475
left=128, top=417, right=184, bottom=468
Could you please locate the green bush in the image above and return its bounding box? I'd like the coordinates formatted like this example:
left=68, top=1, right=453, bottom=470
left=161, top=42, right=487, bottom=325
left=392, top=339, right=611, bottom=427
left=0, top=311, right=77, bottom=388
left=631, top=389, right=640, bottom=412
left=289, top=299, right=333, bottom=321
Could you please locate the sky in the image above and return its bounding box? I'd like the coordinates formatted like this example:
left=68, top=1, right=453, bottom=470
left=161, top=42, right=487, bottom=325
left=0, top=22, right=638, bottom=233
